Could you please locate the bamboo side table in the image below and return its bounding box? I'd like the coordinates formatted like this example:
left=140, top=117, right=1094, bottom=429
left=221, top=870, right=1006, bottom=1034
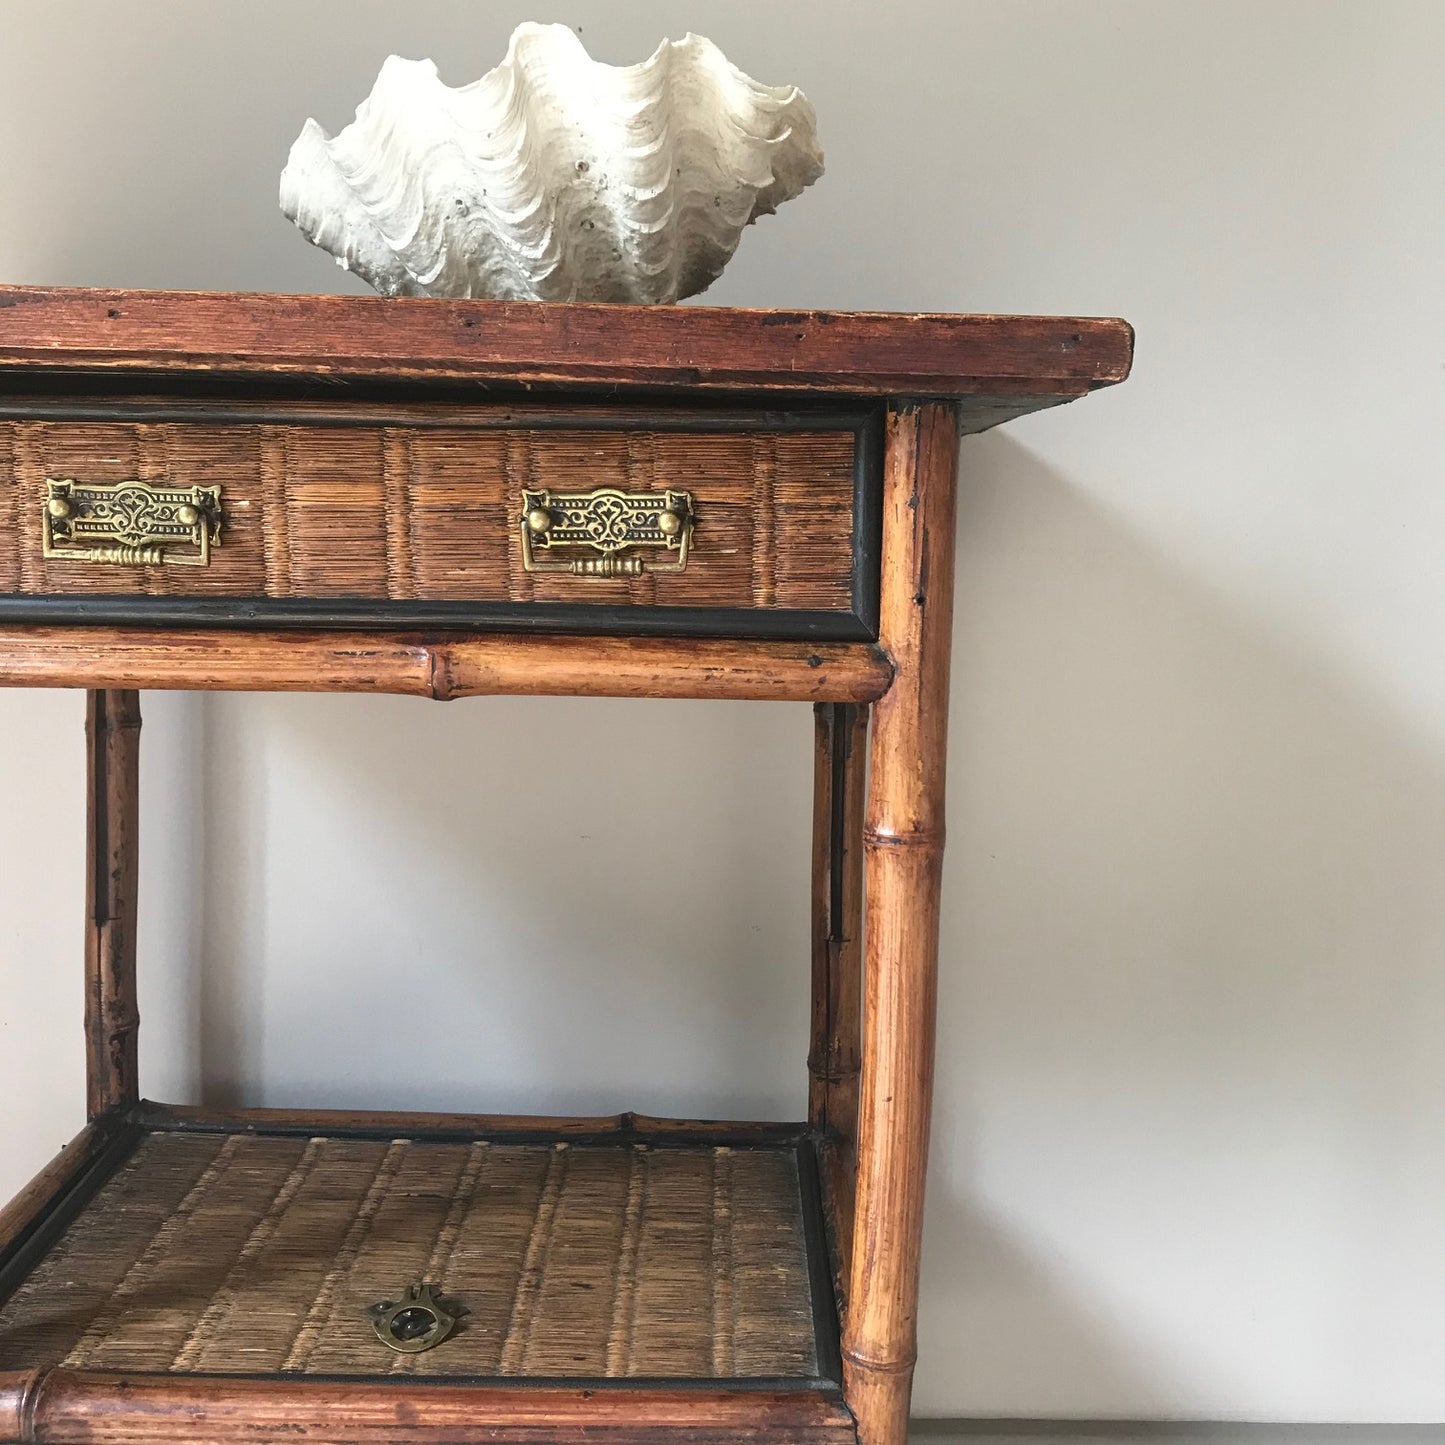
left=0, top=289, right=1131, bottom=1445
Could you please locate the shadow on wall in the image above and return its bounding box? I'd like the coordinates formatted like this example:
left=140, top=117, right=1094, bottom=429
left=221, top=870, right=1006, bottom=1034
left=918, top=432, right=1445, bottom=1416
left=175, top=428, right=1445, bottom=1416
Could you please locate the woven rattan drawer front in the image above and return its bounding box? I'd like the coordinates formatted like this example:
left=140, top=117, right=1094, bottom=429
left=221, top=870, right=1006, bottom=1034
left=0, top=400, right=880, bottom=639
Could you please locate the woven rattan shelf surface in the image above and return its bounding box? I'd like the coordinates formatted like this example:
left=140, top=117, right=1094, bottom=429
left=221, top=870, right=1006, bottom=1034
left=0, top=1127, right=829, bottom=1384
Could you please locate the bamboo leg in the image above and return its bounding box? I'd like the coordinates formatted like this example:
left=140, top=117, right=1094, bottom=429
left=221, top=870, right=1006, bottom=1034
left=84, top=688, right=142, bottom=1119
left=843, top=403, right=960, bottom=1445
left=809, top=701, right=869, bottom=1288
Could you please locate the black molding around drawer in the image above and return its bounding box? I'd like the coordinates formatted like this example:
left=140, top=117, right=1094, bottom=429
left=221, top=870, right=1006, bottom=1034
left=0, top=594, right=877, bottom=640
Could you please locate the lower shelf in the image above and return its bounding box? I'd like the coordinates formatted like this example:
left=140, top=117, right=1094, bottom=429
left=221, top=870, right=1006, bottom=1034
left=0, top=1112, right=850, bottom=1445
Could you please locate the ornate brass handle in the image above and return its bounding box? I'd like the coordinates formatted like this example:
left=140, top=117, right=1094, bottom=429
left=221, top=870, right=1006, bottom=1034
left=43, top=477, right=222, bottom=567
left=520, top=486, right=693, bottom=577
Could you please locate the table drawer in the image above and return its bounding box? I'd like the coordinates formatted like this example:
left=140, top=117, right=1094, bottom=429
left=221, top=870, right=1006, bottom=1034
left=0, top=400, right=880, bottom=639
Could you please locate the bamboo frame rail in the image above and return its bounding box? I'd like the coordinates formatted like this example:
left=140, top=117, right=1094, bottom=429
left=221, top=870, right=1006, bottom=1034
left=0, top=632, right=893, bottom=703
left=0, top=1372, right=858, bottom=1445
left=809, top=703, right=869, bottom=1140
left=809, top=702, right=869, bottom=1289
left=84, top=690, right=141, bottom=1119
left=140, top=1101, right=806, bottom=1143
left=844, top=402, right=960, bottom=1445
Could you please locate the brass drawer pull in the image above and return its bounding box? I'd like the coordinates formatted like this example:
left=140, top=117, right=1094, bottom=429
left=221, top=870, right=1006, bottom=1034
left=521, top=486, right=693, bottom=576
left=43, top=477, right=222, bottom=567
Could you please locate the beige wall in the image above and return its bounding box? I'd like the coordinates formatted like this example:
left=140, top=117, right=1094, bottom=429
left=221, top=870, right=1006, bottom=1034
left=2, top=0, right=1443, bottom=1423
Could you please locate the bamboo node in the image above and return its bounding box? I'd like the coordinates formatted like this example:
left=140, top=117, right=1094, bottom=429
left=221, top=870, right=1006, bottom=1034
left=427, top=647, right=456, bottom=702
left=10, top=1365, right=49, bottom=1443
left=841, top=1345, right=917, bottom=1374
left=861, top=825, right=945, bottom=849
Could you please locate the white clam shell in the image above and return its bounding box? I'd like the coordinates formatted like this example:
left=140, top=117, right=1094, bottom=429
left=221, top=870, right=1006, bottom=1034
left=279, top=23, right=824, bottom=304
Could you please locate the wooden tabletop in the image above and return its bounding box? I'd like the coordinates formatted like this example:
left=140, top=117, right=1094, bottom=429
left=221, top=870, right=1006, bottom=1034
left=0, top=288, right=1132, bottom=427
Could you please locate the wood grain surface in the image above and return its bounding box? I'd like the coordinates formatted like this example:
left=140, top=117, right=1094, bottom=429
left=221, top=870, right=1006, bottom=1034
left=0, top=289, right=1133, bottom=413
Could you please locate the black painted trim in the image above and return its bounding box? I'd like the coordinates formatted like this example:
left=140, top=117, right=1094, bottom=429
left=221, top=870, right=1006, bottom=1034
left=0, top=367, right=893, bottom=412
left=796, top=1134, right=845, bottom=1387
left=63, top=1369, right=844, bottom=1395
left=0, top=398, right=876, bottom=434
left=0, top=1113, right=144, bottom=1312
left=0, top=595, right=874, bottom=640
left=852, top=408, right=884, bottom=637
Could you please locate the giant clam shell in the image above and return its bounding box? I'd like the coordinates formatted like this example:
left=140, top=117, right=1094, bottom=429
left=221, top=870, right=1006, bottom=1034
left=279, top=23, right=824, bottom=304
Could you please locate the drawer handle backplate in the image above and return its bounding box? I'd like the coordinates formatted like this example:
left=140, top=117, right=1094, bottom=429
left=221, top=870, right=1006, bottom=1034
left=521, top=486, right=693, bottom=577
left=43, top=477, right=222, bottom=568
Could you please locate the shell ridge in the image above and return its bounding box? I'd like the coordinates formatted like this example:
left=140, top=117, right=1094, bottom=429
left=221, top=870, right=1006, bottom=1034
left=279, top=22, right=823, bottom=302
